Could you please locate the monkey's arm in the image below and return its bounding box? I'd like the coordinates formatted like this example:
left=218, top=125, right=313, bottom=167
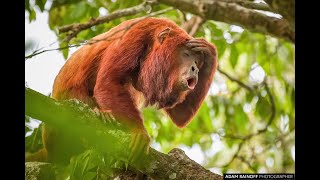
left=93, top=42, right=151, bottom=162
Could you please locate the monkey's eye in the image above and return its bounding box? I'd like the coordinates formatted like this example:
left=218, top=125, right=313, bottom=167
left=184, top=52, right=190, bottom=57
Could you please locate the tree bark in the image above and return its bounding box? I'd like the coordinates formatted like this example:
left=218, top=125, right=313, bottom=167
left=158, top=0, right=294, bottom=43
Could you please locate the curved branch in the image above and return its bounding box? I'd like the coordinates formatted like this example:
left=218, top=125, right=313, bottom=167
left=158, top=0, right=294, bottom=43
left=25, top=44, right=82, bottom=59
left=58, top=0, right=158, bottom=42
left=218, top=66, right=254, bottom=92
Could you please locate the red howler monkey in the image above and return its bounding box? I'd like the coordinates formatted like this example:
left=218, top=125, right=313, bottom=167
left=27, top=17, right=218, bottom=163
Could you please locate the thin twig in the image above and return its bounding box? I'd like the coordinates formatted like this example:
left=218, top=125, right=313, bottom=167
left=86, top=7, right=175, bottom=45
left=59, top=0, right=159, bottom=42
left=25, top=7, right=174, bottom=59
left=256, top=81, right=276, bottom=133
left=25, top=44, right=82, bottom=59
left=218, top=66, right=254, bottom=91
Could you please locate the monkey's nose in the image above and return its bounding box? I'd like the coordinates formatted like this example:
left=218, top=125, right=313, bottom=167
left=191, top=65, right=199, bottom=74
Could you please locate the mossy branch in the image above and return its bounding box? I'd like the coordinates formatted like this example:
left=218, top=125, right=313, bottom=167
left=25, top=87, right=223, bottom=179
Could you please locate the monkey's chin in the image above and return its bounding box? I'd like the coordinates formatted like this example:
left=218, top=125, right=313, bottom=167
left=158, top=100, right=178, bottom=110
left=160, top=90, right=189, bottom=110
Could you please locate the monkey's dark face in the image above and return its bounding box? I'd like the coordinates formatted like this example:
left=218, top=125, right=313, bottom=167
left=176, top=45, right=203, bottom=92
left=140, top=30, right=206, bottom=110
left=161, top=45, right=204, bottom=109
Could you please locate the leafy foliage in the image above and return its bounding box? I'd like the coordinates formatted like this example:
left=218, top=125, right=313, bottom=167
left=25, top=0, right=295, bottom=177
left=25, top=116, right=43, bottom=153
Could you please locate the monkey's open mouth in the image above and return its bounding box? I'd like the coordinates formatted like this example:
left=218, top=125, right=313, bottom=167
left=186, top=77, right=197, bottom=90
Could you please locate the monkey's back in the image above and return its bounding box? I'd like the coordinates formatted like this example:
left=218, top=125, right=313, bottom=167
left=52, top=18, right=142, bottom=104
left=52, top=17, right=184, bottom=105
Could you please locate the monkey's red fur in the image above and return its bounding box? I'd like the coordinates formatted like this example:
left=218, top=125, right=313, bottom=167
left=28, top=17, right=217, bottom=163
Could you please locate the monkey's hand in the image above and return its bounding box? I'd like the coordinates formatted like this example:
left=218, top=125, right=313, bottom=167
left=186, top=38, right=217, bottom=68
left=96, top=108, right=151, bottom=166
left=128, top=127, right=151, bottom=166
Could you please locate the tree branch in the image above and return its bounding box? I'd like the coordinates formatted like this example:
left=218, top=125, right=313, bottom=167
left=264, top=0, right=295, bottom=28
left=25, top=44, right=82, bottom=59
left=53, top=0, right=294, bottom=44
left=25, top=88, right=223, bottom=180
left=149, top=148, right=223, bottom=180
left=58, top=0, right=158, bottom=42
left=217, top=66, right=254, bottom=92
left=158, top=0, right=294, bottom=43
left=181, top=15, right=205, bottom=36
left=221, top=0, right=273, bottom=12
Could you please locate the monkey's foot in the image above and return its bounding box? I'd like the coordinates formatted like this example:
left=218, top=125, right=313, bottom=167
left=128, top=129, right=151, bottom=166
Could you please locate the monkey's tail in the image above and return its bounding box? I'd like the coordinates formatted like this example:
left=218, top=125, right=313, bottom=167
left=25, top=148, right=48, bottom=162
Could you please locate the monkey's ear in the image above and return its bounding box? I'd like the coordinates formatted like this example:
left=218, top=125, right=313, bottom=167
left=165, top=46, right=218, bottom=128
left=157, top=27, right=171, bottom=44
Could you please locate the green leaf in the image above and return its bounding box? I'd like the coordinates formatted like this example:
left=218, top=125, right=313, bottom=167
left=51, top=0, right=83, bottom=8
left=83, top=172, right=96, bottom=180
left=29, top=9, right=37, bottom=22
left=230, top=46, right=239, bottom=69
left=25, top=116, right=31, bottom=136
left=70, top=1, right=88, bottom=20
left=36, top=0, right=47, bottom=12
left=25, top=0, right=31, bottom=12
left=256, top=36, right=270, bottom=73
left=216, top=41, right=226, bottom=58
left=225, top=138, right=237, bottom=148
left=25, top=126, right=31, bottom=134
left=291, top=88, right=295, bottom=108
left=245, top=93, right=254, bottom=102
left=25, top=123, right=43, bottom=152
left=25, top=115, right=30, bottom=123
left=234, top=105, right=249, bottom=134
left=69, top=149, right=109, bottom=180
left=255, top=96, right=271, bottom=119
left=190, top=101, right=213, bottom=132
left=205, top=21, right=227, bottom=58
left=49, top=1, right=93, bottom=29
left=59, top=41, right=69, bottom=59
